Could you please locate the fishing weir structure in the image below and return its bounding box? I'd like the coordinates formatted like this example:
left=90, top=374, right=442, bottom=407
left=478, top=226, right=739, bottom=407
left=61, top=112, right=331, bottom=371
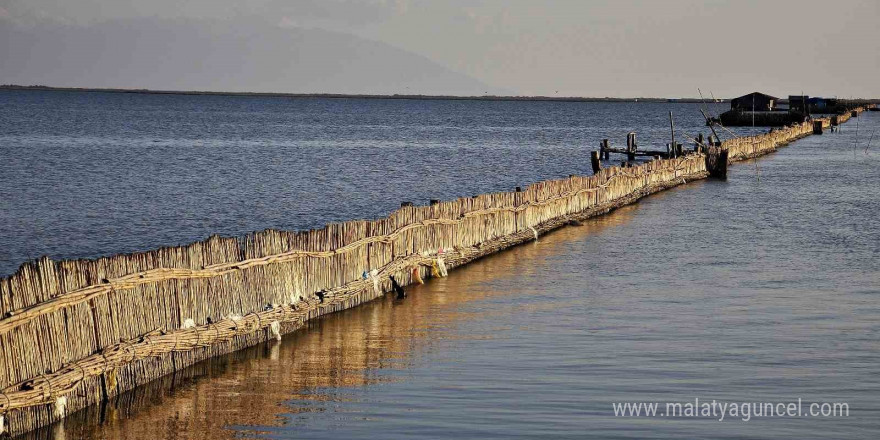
left=716, top=93, right=871, bottom=126
left=0, top=106, right=871, bottom=437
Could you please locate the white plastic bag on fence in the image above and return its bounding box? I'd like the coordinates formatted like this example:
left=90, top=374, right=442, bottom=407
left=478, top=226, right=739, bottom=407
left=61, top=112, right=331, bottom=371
left=54, top=396, right=67, bottom=418
left=437, top=258, right=448, bottom=277
left=370, top=269, right=380, bottom=292
left=269, top=321, right=282, bottom=341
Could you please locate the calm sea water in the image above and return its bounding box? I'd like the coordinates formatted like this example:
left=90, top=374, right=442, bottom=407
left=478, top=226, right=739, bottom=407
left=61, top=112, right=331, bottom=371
left=0, top=90, right=749, bottom=276
left=3, top=91, right=879, bottom=439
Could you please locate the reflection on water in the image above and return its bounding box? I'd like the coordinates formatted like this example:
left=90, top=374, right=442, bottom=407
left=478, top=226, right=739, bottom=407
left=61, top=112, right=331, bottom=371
left=19, top=114, right=880, bottom=440
left=45, top=215, right=626, bottom=440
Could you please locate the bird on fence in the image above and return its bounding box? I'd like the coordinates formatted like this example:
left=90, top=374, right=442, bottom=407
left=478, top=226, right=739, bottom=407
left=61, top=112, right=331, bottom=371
left=316, top=290, right=326, bottom=303
left=389, top=276, right=406, bottom=299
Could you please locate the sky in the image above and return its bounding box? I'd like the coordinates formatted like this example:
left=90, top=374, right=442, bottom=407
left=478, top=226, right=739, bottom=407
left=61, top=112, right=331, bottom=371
left=1, top=0, right=878, bottom=97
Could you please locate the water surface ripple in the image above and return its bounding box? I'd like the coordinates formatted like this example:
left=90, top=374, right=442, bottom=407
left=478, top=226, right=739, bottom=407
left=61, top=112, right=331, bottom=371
left=2, top=92, right=878, bottom=439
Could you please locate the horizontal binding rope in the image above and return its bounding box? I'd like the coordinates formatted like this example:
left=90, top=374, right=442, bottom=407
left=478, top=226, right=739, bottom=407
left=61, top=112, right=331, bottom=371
left=0, top=159, right=698, bottom=336
left=0, top=107, right=868, bottom=435
left=0, top=166, right=712, bottom=414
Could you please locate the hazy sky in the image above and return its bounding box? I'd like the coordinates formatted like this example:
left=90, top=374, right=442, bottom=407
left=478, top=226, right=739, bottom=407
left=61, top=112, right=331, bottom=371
left=1, top=0, right=878, bottom=97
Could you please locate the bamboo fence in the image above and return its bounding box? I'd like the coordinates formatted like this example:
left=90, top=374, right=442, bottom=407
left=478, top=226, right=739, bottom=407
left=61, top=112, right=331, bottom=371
left=0, top=106, right=869, bottom=436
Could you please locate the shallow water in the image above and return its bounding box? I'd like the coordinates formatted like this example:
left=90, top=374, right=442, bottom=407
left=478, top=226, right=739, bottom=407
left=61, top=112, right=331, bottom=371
left=3, top=93, right=879, bottom=439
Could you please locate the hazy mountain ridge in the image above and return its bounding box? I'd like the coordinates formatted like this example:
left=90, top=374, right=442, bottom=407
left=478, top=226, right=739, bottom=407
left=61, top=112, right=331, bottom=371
left=0, top=18, right=504, bottom=95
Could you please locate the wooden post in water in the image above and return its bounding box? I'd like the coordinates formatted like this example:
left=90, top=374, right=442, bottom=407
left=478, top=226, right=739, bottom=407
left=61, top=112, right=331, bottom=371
left=812, top=120, right=823, bottom=135
left=668, top=111, right=676, bottom=157
left=601, top=139, right=610, bottom=160
left=719, top=150, right=729, bottom=178
left=626, top=132, right=636, bottom=161
left=851, top=111, right=858, bottom=118
left=706, top=148, right=729, bottom=179
left=590, top=151, right=601, bottom=174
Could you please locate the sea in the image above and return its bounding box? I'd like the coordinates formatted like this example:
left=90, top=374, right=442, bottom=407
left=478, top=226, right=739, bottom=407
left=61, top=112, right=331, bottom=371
left=1, top=90, right=877, bottom=439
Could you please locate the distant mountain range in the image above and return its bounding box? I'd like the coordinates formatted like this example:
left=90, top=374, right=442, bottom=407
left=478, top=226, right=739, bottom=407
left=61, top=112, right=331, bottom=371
left=0, top=18, right=507, bottom=96
left=0, top=84, right=734, bottom=103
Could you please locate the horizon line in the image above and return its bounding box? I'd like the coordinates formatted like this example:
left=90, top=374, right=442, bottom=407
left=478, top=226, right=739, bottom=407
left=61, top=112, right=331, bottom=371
left=4, top=85, right=877, bottom=104
left=0, top=84, right=728, bottom=103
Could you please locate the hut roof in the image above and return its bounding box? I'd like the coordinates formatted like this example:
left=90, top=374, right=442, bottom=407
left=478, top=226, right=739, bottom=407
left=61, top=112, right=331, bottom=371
left=734, top=92, right=779, bottom=101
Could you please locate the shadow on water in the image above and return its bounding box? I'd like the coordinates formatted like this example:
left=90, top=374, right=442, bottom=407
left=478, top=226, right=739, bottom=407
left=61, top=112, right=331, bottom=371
left=26, top=195, right=656, bottom=440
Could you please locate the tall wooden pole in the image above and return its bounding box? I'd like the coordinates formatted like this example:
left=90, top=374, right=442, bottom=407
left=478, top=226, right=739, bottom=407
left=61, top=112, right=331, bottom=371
left=701, top=109, right=721, bottom=144
left=668, top=111, right=676, bottom=158
left=590, top=151, right=601, bottom=174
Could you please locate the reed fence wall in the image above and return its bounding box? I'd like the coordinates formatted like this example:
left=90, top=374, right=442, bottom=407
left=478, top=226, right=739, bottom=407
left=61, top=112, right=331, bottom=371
left=0, top=105, right=869, bottom=437
left=721, top=108, right=865, bottom=161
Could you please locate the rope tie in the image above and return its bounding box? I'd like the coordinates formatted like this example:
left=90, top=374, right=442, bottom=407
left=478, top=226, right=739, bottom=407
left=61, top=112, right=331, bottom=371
left=122, top=340, right=137, bottom=363
left=226, top=314, right=243, bottom=330
left=98, top=351, right=112, bottom=373
left=247, top=312, right=263, bottom=332
left=205, top=322, right=219, bottom=345
left=141, top=335, right=158, bottom=355
left=73, top=362, right=87, bottom=383
left=36, top=373, right=53, bottom=400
